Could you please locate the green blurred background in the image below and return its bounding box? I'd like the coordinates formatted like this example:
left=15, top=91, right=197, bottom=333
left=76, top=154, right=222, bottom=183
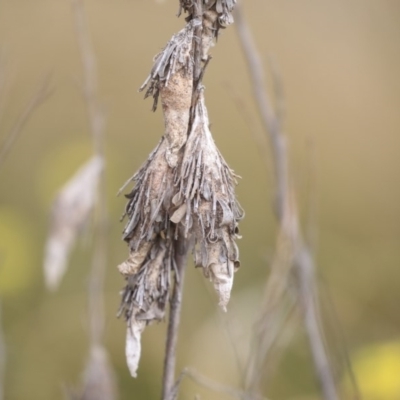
left=0, top=0, right=399, bottom=399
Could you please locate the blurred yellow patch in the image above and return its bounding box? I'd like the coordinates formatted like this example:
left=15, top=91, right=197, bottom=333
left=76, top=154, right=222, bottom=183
left=349, top=340, right=400, bottom=399
left=0, top=207, right=35, bottom=295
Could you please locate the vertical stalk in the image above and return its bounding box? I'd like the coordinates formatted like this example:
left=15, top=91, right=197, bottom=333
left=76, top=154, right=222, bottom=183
left=0, top=78, right=51, bottom=169
left=162, top=1, right=203, bottom=397
left=296, top=248, right=338, bottom=400
left=193, top=0, right=203, bottom=83
left=235, top=4, right=338, bottom=400
left=121, top=0, right=241, bottom=395
left=71, top=0, right=107, bottom=348
left=0, top=301, right=5, bottom=400
left=161, top=240, right=188, bottom=400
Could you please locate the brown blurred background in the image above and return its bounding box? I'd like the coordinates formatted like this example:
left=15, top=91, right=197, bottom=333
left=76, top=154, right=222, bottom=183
left=0, top=0, right=399, bottom=399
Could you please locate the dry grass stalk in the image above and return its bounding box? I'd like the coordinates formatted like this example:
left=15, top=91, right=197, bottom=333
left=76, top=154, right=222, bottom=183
left=244, top=194, right=299, bottom=394
left=117, top=0, right=242, bottom=388
left=173, top=91, right=243, bottom=310
left=67, top=345, right=117, bottom=400
left=234, top=4, right=339, bottom=400
left=0, top=76, right=52, bottom=169
left=44, top=0, right=116, bottom=398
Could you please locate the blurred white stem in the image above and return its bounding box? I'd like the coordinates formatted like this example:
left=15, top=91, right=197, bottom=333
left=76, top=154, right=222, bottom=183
left=71, top=0, right=107, bottom=346
left=235, top=4, right=338, bottom=400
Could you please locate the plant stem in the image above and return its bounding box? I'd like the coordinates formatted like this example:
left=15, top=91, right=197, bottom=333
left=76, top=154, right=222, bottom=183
left=161, top=239, right=188, bottom=400
left=71, top=0, right=107, bottom=348
left=162, top=2, right=203, bottom=397
left=234, top=5, right=288, bottom=220
left=234, top=5, right=338, bottom=400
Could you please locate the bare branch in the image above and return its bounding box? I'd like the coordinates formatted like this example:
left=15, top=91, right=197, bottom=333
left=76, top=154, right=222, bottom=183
left=162, top=241, right=188, bottom=400
left=295, top=247, right=338, bottom=400
left=234, top=4, right=339, bottom=400
left=0, top=76, right=52, bottom=169
left=68, top=3, right=117, bottom=399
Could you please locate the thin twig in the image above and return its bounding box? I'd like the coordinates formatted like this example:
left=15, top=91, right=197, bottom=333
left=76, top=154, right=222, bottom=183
left=179, top=368, right=268, bottom=400
left=71, top=0, right=107, bottom=348
left=267, top=55, right=286, bottom=128
left=162, top=240, right=188, bottom=400
left=234, top=4, right=339, bottom=400
left=162, top=1, right=204, bottom=397
left=0, top=76, right=52, bottom=169
left=243, top=197, right=298, bottom=394
left=234, top=6, right=288, bottom=220
left=193, top=0, right=203, bottom=84
left=69, top=4, right=118, bottom=398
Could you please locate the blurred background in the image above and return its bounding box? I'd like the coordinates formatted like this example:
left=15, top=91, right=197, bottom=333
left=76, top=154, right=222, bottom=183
left=0, top=0, right=399, bottom=399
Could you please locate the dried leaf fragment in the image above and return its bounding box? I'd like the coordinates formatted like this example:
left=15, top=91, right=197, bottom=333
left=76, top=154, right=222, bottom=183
left=118, top=236, right=174, bottom=377
left=126, top=319, right=146, bottom=378
left=140, top=22, right=196, bottom=167
left=140, top=21, right=195, bottom=112
left=208, top=258, right=235, bottom=312
left=44, top=155, right=103, bottom=290
left=117, top=240, right=152, bottom=276
left=121, top=138, right=173, bottom=245
left=172, top=91, right=243, bottom=310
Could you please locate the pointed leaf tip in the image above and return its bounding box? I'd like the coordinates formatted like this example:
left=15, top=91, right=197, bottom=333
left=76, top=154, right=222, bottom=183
left=126, top=319, right=146, bottom=378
